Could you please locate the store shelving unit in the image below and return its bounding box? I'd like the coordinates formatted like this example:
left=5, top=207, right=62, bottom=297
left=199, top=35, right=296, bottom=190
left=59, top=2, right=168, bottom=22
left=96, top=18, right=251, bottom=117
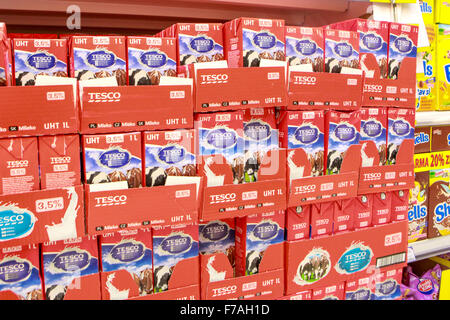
left=408, top=235, right=450, bottom=262
left=416, top=111, right=450, bottom=127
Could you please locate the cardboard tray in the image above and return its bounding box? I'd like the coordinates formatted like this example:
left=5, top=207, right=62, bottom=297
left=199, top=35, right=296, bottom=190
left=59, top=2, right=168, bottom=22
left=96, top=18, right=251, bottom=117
left=193, top=66, right=286, bottom=112
left=85, top=183, right=198, bottom=235
left=0, top=85, right=78, bottom=138
left=287, top=71, right=363, bottom=111
left=80, top=85, right=193, bottom=134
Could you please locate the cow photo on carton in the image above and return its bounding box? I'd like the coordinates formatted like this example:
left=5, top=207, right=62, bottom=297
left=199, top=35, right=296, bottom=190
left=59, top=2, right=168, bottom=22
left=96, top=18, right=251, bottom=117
left=143, top=129, right=196, bottom=187
left=12, top=38, right=68, bottom=86
left=83, top=132, right=143, bottom=188
left=195, top=111, right=245, bottom=187
left=325, top=110, right=361, bottom=175
left=278, top=110, right=325, bottom=184
left=100, top=228, right=154, bottom=300
left=242, top=108, right=279, bottom=183
left=127, top=37, right=177, bottom=86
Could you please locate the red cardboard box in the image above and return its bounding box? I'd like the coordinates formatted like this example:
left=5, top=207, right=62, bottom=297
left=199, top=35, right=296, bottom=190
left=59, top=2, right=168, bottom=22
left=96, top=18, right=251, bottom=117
left=353, top=194, right=374, bottom=229
left=38, top=134, right=81, bottom=190
left=12, top=38, right=68, bottom=86
left=285, top=221, right=408, bottom=295
left=325, top=110, right=361, bottom=175
left=223, top=17, right=285, bottom=68
left=324, top=29, right=360, bottom=73
left=345, top=275, right=377, bottom=300
left=42, top=236, right=101, bottom=300
left=127, top=36, right=177, bottom=85
left=235, top=211, right=285, bottom=277
left=372, top=191, right=392, bottom=226
left=286, top=205, right=311, bottom=241
left=387, top=108, right=415, bottom=165
left=278, top=290, right=312, bottom=300
left=195, top=111, right=244, bottom=186
left=360, top=107, right=388, bottom=167
left=391, top=189, right=409, bottom=222
left=285, top=26, right=324, bottom=72
left=328, top=19, right=389, bottom=79
left=100, top=228, right=154, bottom=300
left=0, top=244, right=43, bottom=300
left=164, top=23, right=224, bottom=75
left=312, top=282, right=345, bottom=300
left=152, top=223, right=199, bottom=293
left=0, top=186, right=84, bottom=246
left=70, top=36, right=127, bottom=85
left=278, top=110, right=325, bottom=180
left=310, top=201, right=334, bottom=238
left=143, top=129, right=196, bottom=187
left=82, top=132, right=143, bottom=188
left=0, top=137, right=39, bottom=195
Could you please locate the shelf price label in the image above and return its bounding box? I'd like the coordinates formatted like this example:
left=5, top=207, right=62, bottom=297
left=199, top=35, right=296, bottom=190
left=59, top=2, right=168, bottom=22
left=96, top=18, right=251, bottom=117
left=414, top=150, right=450, bottom=172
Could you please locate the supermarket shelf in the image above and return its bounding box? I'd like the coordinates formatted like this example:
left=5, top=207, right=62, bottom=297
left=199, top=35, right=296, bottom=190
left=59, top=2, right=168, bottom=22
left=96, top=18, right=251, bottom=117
left=416, top=111, right=450, bottom=127
left=0, top=0, right=371, bottom=34
left=408, top=235, right=450, bottom=262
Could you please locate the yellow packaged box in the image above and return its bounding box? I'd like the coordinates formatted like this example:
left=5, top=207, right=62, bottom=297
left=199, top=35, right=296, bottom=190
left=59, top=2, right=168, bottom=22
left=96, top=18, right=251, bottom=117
left=420, top=0, right=435, bottom=28
left=436, top=24, right=450, bottom=110
left=436, top=0, right=450, bottom=25
left=417, top=43, right=436, bottom=111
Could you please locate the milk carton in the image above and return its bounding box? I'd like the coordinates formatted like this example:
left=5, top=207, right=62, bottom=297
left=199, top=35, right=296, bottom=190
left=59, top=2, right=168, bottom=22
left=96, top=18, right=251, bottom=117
left=12, top=38, right=67, bottom=86
left=223, top=17, right=285, bottom=68
left=388, top=23, right=418, bottom=80
left=285, top=26, right=324, bottom=72
left=387, top=108, right=415, bottom=165
left=199, top=219, right=235, bottom=270
left=143, top=129, right=196, bottom=187
left=100, top=228, right=153, bottom=299
left=360, top=107, right=387, bottom=167
left=83, top=132, right=143, bottom=188
left=127, top=36, right=177, bottom=85
left=324, top=29, right=360, bottom=73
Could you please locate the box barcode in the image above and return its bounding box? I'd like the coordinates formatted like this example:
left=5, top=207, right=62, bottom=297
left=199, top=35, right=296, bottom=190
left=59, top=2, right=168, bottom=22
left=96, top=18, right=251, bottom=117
left=376, top=252, right=406, bottom=268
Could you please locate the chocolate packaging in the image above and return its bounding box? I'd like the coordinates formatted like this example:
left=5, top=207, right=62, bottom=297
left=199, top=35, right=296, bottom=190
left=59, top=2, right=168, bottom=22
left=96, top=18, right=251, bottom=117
left=223, top=17, right=285, bottom=68
left=428, top=169, right=450, bottom=238
left=408, top=171, right=429, bottom=242
left=70, top=36, right=127, bottom=85
left=42, top=236, right=101, bottom=300
left=164, top=23, right=224, bottom=75
left=360, top=107, right=387, bottom=167
left=235, top=211, right=284, bottom=277
left=388, top=23, right=418, bottom=80
left=242, top=107, right=279, bottom=183
left=0, top=137, right=39, bottom=195
left=325, top=110, right=361, bottom=175
left=100, top=228, right=153, bottom=300
left=152, top=223, right=199, bottom=292
left=285, top=26, right=324, bottom=72
left=286, top=205, right=311, bottom=241
left=38, top=134, right=81, bottom=190
left=431, top=125, right=450, bottom=152
left=387, top=108, right=415, bottom=165
left=278, top=110, right=325, bottom=180
left=414, top=126, right=431, bottom=154
left=324, top=29, right=360, bottom=73
left=0, top=244, right=43, bottom=300
left=143, top=129, right=196, bottom=187
left=328, top=19, right=389, bottom=78
left=83, top=132, right=143, bottom=188
left=199, top=219, right=235, bottom=272
left=127, top=37, right=177, bottom=85
left=12, top=38, right=68, bottom=86
left=195, top=111, right=244, bottom=186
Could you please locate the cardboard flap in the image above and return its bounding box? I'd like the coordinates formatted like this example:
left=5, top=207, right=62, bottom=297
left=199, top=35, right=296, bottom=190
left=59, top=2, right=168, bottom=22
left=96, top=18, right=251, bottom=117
left=200, top=252, right=234, bottom=296
left=197, top=154, right=234, bottom=187
left=361, top=140, right=381, bottom=167
left=396, top=139, right=414, bottom=164
left=63, top=273, right=102, bottom=300
left=258, top=242, right=284, bottom=273
left=258, top=148, right=286, bottom=181
left=169, top=256, right=199, bottom=290
left=341, top=144, right=362, bottom=173
left=0, top=290, right=22, bottom=300
left=287, top=148, right=313, bottom=179
left=100, top=270, right=140, bottom=300
left=129, top=284, right=200, bottom=300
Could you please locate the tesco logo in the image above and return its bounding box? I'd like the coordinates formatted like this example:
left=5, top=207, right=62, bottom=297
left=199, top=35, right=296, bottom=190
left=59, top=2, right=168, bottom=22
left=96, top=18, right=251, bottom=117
left=294, top=76, right=317, bottom=85
left=95, top=195, right=127, bottom=207
left=200, top=74, right=229, bottom=83
left=210, top=193, right=236, bottom=203
left=88, top=92, right=121, bottom=102
left=363, top=172, right=381, bottom=181
left=212, top=285, right=237, bottom=297
left=364, top=84, right=383, bottom=93
left=296, top=184, right=316, bottom=193
left=6, top=160, right=28, bottom=168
